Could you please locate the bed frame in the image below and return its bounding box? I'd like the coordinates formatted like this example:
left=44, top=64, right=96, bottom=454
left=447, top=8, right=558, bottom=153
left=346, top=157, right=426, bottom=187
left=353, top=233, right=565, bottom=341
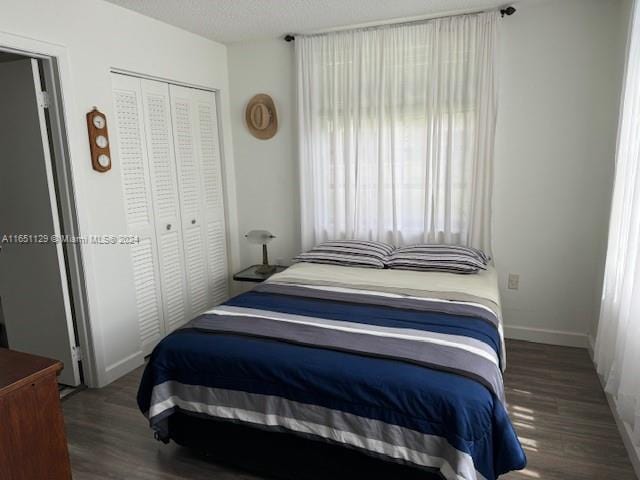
left=167, top=411, right=444, bottom=480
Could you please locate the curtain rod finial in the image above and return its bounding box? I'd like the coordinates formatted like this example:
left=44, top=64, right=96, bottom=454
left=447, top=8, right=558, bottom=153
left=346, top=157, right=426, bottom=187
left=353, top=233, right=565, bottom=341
left=500, top=6, right=516, bottom=17
left=284, top=34, right=295, bottom=42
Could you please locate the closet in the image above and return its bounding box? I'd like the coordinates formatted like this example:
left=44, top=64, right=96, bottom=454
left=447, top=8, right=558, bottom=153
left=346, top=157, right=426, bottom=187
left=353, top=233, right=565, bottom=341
left=111, top=73, right=228, bottom=355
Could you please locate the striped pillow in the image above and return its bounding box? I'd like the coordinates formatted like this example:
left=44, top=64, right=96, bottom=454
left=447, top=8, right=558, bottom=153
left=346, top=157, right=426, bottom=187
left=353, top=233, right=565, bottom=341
left=386, top=244, right=489, bottom=274
left=293, top=240, right=395, bottom=269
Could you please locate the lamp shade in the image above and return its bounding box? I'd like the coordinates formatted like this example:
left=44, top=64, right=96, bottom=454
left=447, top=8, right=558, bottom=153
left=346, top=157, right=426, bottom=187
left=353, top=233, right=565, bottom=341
left=245, top=230, right=275, bottom=245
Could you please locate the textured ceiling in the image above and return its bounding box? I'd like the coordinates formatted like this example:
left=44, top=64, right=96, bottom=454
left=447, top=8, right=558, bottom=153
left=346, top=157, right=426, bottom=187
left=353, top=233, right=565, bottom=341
left=104, top=0, right=543, bottom=44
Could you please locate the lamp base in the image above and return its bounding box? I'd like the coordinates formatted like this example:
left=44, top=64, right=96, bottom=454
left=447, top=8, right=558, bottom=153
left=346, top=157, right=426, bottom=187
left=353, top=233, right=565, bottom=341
left=256, top=264, right=277, bottom=275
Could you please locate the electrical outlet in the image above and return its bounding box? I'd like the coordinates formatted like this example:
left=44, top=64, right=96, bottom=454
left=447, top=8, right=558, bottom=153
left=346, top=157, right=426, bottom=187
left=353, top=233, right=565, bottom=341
left=508, top=273, right=520, bottom=290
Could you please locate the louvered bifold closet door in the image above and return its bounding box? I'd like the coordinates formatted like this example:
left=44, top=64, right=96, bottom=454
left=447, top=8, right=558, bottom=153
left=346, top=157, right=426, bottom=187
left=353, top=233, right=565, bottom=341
left=169, top=85, right=229, bottom=317
left=191, top=90, right=229, bottom=306
left=140, top=79, right=189, bottom=333
left=111, top=74, right=164, bottom=355
left=169, top=85, right=210, bottom=318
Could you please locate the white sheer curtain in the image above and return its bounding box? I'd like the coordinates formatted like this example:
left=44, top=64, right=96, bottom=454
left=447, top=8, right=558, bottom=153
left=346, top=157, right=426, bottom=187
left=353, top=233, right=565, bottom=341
left=296, top=12, right=499, bottom=252
left=595, top=0, right=640, bottom=446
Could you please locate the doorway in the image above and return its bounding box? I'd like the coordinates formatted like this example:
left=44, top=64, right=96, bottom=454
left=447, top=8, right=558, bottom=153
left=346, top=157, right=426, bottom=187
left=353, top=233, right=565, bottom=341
left=0, top=50, right=85, bottom=387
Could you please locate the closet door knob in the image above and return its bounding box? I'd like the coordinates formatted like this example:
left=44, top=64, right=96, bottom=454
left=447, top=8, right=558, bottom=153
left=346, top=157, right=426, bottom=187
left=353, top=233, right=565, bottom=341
left=166, top=224, right=172, bottom=231
left=191, top=219, right=196, bottom=225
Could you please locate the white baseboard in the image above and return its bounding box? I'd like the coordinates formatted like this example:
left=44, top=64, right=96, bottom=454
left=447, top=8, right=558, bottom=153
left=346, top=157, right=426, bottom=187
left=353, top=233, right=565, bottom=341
left=587, top=334, right=596, bottom=361
left=503, top=325, right=588, bottom=348
left=102, top=351, right=144, bottom=387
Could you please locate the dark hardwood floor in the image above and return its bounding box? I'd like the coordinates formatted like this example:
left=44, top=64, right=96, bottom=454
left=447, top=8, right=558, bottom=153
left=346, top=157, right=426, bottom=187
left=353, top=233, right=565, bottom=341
left=62, top=339, right=637, bottom=479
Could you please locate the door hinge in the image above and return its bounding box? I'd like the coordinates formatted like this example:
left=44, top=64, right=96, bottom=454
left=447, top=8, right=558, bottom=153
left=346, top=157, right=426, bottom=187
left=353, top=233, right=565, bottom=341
left=71, top=345, right=83, bottom=362
left=38, top=90, right=51, bottom=109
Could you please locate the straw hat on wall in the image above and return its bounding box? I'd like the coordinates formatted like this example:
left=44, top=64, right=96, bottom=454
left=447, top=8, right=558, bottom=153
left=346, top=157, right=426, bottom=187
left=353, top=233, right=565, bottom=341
left=245, top=94, right=278, bottom=140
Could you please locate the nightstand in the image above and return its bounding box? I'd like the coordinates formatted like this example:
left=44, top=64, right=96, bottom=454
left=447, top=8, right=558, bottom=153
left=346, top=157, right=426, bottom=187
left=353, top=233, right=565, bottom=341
left=233, top=264, right=287, bottom=283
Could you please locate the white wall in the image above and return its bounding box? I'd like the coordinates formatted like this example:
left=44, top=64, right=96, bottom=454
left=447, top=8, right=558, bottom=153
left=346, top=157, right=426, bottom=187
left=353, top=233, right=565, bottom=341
left=0, top=0, right=240, bottom=386
left=227, top=40, right=300, bottom=274
left=227, top=0, right=629, bottom=347
left=494, top=0, right=628, bottom=347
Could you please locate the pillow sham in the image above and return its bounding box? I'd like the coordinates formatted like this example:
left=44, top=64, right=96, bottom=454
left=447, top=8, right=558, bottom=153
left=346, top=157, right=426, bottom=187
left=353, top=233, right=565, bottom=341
left=386, top=244, right=489, bottom=274
left=293, top=240, right=395, bottom=269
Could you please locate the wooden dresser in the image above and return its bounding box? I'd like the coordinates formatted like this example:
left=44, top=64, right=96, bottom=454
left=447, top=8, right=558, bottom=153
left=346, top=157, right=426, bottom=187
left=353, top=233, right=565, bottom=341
left=0, top=348, right=72, bottom=479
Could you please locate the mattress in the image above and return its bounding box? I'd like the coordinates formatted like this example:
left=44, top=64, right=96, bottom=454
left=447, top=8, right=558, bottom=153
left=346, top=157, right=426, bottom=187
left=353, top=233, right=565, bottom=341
left=137, top=263, right=525, bottom=480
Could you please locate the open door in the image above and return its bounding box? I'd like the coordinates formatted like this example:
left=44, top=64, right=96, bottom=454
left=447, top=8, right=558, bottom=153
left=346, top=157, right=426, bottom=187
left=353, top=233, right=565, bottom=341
left=0, top=57, right=81, bottom=386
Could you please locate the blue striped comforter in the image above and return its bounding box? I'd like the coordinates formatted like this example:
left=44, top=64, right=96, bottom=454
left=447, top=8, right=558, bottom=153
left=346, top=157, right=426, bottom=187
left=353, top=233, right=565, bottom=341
left=137, top=279, right=526, bottom=479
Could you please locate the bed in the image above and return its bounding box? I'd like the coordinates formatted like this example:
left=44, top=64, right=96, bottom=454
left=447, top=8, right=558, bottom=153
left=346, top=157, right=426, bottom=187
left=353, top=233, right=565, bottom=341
left=137, top=262, right=526, bottom=480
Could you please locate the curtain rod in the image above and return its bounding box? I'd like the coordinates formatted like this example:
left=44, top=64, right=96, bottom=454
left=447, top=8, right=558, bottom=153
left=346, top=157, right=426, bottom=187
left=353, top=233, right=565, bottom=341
left=284, top=5, right=515, bottom=42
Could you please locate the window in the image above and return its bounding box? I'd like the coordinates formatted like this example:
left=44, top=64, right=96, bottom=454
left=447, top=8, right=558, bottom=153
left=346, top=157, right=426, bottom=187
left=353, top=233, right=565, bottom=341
left=297, top=14, right=498, bottom=252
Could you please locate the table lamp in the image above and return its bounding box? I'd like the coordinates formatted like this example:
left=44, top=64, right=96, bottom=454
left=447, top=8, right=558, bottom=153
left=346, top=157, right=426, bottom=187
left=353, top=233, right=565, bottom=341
left=245, top=230, right=276, bottom=274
